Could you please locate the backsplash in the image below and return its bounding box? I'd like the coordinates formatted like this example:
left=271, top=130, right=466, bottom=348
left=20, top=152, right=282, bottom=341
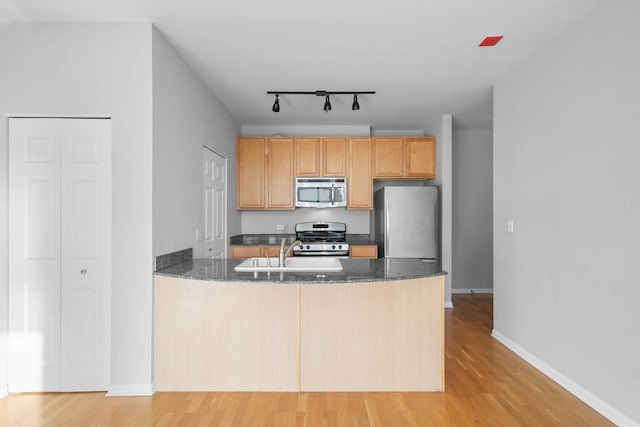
left=241, top=208, right=370, bottom=234
left=154, top=247, right=193, bottom=271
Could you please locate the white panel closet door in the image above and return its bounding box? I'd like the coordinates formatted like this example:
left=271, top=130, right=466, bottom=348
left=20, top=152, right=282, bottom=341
left=9, top=118, right=111, bottom=392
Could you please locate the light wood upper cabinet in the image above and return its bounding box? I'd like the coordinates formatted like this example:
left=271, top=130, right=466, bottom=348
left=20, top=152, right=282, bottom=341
left=347, top=138, right=373, bottom=209
left=238, top=135, right=435, bottom=210
left=372, top=137, right=436, bottom=179
left=295, top=138, right=321, bottom=176
left=267, top=138, right=295, bottom=209
left=322, top=138, right=347, bottom=176
left=373, top=138, right=404, bottom=177
left=237, top=137, right=294, bottom=210
left=295, top=137, right=346, bottom=177
left=237, top=137, right=266, bottom=209
left=405, top=137, right=436, bottom=178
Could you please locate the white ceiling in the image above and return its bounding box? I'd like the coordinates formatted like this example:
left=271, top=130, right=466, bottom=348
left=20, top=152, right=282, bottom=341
left=2, top=0, right=605, bottom=130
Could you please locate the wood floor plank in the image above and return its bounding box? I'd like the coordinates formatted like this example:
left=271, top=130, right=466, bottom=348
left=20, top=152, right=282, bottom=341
left=0, top=294, right=614, bottom=426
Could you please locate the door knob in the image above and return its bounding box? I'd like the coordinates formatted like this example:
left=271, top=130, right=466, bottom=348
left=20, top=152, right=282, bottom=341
left=80, top=269, right=87, bottom=275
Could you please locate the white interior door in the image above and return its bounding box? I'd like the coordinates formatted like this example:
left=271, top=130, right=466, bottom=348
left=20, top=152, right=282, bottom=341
left=9, top=118, right=111, bottom=392
left=203, top=147, right=227, bottom=259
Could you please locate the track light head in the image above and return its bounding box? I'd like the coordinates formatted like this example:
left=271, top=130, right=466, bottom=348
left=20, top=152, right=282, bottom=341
left=352, top=94, right=360, bottom=111
left=323, top=95, right=332, bottom=112
left=272, top=94, right=280, bottom=113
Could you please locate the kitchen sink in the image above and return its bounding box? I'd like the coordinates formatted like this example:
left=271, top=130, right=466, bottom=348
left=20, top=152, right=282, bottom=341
left=234, top=256, right=343, bottom=272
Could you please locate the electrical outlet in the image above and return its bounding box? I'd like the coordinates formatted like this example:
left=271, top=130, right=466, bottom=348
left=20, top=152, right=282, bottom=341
left=276, top=224, right=286, bottom=231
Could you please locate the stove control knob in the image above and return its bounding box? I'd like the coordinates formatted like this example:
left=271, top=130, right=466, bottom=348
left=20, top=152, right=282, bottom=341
left=338, top=245, right=342, bottom=249
left=332, top=245, right=336, bottom=249
left=306, top=245, right=310, bottom=250
left=299, top=245, right=304, bottom=250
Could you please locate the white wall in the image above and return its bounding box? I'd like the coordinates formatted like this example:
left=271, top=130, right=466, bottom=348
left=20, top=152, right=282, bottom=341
left=452, top=129, right=493, bottom=292
left=152, top=28, right=240, bottom=259
left=0, top=23, right=154, bottom=395
left=493, top=1, right=640, bottom=424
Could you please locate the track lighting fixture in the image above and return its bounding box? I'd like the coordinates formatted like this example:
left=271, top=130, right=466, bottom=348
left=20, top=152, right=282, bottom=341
left=267, top=90, right=375, bottom=112
left=323, top=95, right=332, bottom=112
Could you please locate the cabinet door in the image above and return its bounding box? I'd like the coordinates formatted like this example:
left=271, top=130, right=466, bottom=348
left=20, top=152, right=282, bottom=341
left=405, top=137, right=436, bottom=178
left=230, top=245, right=262, bottom=259
left=373, top=138, right=404, bottom=178
left=267, top=138, right=295, bottom=209
left=349, top=245, right=378, bottom=259
left=347, top=138, right=373, bottom=209
left=261, top=246, right=281, bottom=257
left=322, top=138, right=347, bottom=177
left=237, top=138, right=266, bottom=209
left=295, top=138, right=321, bottom=177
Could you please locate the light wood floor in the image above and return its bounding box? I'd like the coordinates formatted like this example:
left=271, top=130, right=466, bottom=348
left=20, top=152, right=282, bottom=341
left=0, top=294, right=613, bottom=426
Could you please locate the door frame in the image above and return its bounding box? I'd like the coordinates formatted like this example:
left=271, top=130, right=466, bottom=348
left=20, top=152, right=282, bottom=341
left=6, top=115, right=112, bottom=393
left=202, top=145, right=228, bottom=259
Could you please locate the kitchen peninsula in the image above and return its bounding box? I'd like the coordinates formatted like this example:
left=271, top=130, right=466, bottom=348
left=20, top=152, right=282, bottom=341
left=154, top=258, right=445, bottom=392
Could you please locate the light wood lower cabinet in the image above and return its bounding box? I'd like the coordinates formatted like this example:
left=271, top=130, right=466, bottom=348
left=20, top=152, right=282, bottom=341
left=349, top=245, right=378, bottom=259
left=230, top=245, right=281, bottom=259
left=154, top=275, right=445, bottom=392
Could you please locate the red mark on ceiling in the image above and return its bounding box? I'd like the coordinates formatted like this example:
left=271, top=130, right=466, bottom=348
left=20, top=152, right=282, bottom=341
left=479, top=35, right=504, bottom=47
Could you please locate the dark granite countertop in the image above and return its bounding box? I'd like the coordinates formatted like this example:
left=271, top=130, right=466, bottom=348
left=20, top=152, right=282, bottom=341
left=155, top=258, right=445, bottom=284
left=230, top=233, right=376, bottom=246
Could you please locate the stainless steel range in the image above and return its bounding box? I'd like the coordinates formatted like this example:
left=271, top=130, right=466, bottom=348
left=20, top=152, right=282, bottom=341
left=291, top=222, right=350, bottom=257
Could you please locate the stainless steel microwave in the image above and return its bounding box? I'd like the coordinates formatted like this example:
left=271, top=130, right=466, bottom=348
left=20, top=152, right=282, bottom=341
left=295, top=178, right=347, bottom=208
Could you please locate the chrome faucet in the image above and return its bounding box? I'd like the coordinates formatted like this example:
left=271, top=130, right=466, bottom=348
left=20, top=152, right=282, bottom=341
left=279, top=238, right=302, bottom=267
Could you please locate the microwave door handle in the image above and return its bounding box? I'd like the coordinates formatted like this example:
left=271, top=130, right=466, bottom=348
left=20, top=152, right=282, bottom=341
left=331, top=184, right=335, bottom=206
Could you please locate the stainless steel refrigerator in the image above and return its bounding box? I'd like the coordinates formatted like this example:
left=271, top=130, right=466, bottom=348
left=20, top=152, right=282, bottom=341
left=373, top=186, right=439, bottom=260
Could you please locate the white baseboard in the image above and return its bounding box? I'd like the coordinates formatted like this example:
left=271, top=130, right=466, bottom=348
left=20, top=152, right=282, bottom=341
left=452, top=288, right=493, bottom=294
left=445, top=300, right=453, bottom=308
left=0, top=384, right=7, bottom=399
left=106, top=383, right=156, bottom=397
left=491, top=330, right=639, bottom=427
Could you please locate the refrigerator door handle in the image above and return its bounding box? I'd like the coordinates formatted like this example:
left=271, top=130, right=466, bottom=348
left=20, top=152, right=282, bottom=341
left=385, top=203, right=390, bottom=255
left=434, top=203, right=438, bottom=245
